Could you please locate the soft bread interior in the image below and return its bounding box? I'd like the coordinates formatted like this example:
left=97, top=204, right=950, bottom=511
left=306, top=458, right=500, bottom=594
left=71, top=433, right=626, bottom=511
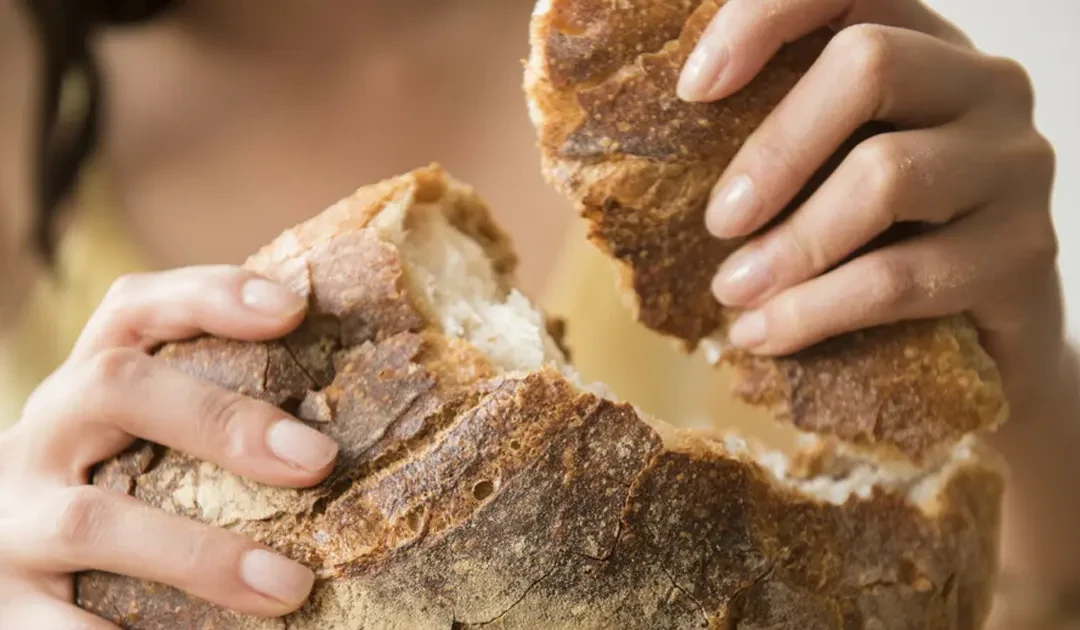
left=757, top=435, right=985, bottom=512
left=368, top=184, right=974, bottom=515
left=367, top=183, right=618, bottom=401
left=369, top=191, right=567, bottom=374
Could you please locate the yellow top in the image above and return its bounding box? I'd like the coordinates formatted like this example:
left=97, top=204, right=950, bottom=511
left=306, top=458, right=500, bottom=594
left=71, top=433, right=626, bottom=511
left=0, top=161, right=762, bottom=437
left=0, top=166, right=152, bottom=426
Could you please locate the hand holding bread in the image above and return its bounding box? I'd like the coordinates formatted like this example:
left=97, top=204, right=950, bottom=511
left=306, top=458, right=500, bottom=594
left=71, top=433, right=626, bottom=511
left=525, top=0, right=1059, bottom=463
left=51, top=167, right=1003, bottom=629
left=0, top=267, right=331, bottom=627
left=0, top=0, right=1069, bottom=628
left=526, top=0, right=1070, bottom=625
left=680, top=0, right=1059, bottom=412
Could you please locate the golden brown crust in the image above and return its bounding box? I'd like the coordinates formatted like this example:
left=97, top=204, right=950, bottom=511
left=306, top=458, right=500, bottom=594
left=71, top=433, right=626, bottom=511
left=78, top=374, right=1004, bottom=629
left=732, top=318, right=1005, bottom=463
left=525, top=0, right=1007, bottom=463
left=76, top=166, right=1004, bottom=629
left=528, top=0, right=823, bottom=343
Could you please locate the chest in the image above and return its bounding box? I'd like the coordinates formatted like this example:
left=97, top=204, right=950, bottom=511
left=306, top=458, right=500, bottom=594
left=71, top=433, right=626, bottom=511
left=90, top=7, right=572, bottom=295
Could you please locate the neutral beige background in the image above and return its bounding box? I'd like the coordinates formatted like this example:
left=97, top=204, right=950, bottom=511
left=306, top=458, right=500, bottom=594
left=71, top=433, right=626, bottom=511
left=925, top=0, right=1080, bottom=338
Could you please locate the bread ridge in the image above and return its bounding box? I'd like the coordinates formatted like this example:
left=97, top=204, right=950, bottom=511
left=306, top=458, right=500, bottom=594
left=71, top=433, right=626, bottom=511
left=524, top=0, right=1008, bottom=465
left=76, top=165, right=1005, bottom=629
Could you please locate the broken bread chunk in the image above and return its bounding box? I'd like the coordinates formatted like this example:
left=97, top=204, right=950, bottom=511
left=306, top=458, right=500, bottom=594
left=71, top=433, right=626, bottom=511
left=76, top=166, right=1005, bottom=629
left=523, top=0, right=1008, bottom=464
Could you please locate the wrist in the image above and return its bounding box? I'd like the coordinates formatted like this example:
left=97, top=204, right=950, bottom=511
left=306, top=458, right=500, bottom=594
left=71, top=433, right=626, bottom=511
left=997, top=340, right=1078, bottom=438
left=988, top=338, right=1080, bottom=592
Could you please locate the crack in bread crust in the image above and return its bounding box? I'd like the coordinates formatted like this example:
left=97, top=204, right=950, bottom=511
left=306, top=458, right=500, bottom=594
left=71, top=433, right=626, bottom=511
left=76, top=166, right=1005, bottom=629
left=526, top=0, right=1008, bottom=464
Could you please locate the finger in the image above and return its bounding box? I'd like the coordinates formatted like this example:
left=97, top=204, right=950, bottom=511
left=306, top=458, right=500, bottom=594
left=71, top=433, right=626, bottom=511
left=704, top=26, right=998, bottom=239
left=0, top=593, right=119, bottom=630
left=723, top=202, right=1057, bottom=356
left=3, top=486, right=315, bottom=618
left=22, top=349, right=337, bottom=486
left=70, top=264, right=308, bottom=362
left=678, top=0, right=970, bottom=102
left=711, top=122, right=1005, bottom=308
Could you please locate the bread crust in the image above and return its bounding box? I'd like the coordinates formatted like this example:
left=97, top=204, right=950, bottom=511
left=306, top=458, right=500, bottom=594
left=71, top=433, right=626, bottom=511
left=525, top=0, right=1007, bottom=464
left=76, top=166, right=1004, bottom=629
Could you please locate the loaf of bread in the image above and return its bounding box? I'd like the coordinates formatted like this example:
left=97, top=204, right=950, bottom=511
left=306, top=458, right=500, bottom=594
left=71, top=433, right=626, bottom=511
left=75, top=165, right=1006, bottom=629
left=524, top=0, right=1007, bottom=465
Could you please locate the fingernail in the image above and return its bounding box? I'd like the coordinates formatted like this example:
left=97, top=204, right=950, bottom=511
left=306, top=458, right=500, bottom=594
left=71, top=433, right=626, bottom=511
left=240, top=549, right=315, bottom=605
left=241, top=278, right=306, bottom=318
left=707, top=175, right=760, bottom=238
left=266, top=420, right=338, bottom=471
left=678, top=41, right=730, bottom=102
left=728, top=311, right=768, bottom=349
left=713, top=246, right=773, bottom=306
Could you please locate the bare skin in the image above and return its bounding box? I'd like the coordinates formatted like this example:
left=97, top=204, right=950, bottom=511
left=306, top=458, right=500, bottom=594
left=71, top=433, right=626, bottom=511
left=678, top=0, right=1071, bottom=600
left=0, top=0, right=1076, bottom=627
left=1, top=0, right=572, bottom=304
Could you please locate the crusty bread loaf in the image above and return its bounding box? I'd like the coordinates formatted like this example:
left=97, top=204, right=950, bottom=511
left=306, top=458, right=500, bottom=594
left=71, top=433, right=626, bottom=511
left=523, top=0, right=1007, bottom=464
left=76, top=165, right=1006, bottom=629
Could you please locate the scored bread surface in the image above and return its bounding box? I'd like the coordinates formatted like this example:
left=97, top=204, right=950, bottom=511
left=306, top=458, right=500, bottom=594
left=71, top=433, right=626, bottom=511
left=76, top=165, right=1005, bottom=629
left=524, top=0, right=1007, bottom=464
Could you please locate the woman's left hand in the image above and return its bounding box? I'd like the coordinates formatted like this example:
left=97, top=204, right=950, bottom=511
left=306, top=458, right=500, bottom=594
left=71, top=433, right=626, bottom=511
left=679, top=0, right=1059, bottom=410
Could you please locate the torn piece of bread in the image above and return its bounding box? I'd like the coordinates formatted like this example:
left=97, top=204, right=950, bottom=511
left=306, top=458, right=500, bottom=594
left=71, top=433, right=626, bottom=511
left=524, top=0, right=1007, bottom=464
left=76, top=166, right=1004, bottom=629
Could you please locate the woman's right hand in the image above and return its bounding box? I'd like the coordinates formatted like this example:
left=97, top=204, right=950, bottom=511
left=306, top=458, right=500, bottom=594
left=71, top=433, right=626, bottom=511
left=0, top=265, right=340, bottom=628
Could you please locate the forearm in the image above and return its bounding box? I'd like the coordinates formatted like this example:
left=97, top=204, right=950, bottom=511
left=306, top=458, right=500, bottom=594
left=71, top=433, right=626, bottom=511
left=993, top=341, right=1080, bottom=593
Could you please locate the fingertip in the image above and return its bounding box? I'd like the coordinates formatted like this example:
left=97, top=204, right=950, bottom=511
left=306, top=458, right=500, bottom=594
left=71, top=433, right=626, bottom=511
left=712, top=245, right=774, bottom=308
left=198, top=269, right=310, bottom=343
left=678, top=43, right=730, bottom=102
left=681, top=0, right=845, bottom=104
left=240, top=548, right=316, bottom=613
left=727, top=294, right=821, bottom=357
left=727, top=310, right=768, bottom=350
left=706, top=174, right=763, bottom=239
left=265, top=419, right=339, bottom=477
left=239, top=277, right=308, bottom=323
left=678, top=32, right=738, bottom=102
left=220, top=415, right=338, bottom=491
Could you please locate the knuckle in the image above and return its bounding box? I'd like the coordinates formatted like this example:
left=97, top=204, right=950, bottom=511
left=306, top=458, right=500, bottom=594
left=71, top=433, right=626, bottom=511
left=750, top=135, right=800, bottom=179
left=1033, top=228, right=1060, bottom=271
left=987, top=55, right=1036, bottom=114
left=93, top=272, right=157, bottom=346
left=84, top=348, right=148, bottom=394
left=760, top=294, right=824, bottom=355
left=175, top=525, right=227, bottom=584
left=100, top=273, right=148, bottom=310
left=782, top=226, right=829, bottom=275
left=1023, top=132, right=1058, bottom=186
left=764, top=293, right=804, bottom=340
left=834, top=24, right=895, bottom=102
left=195, top=390, right=248, bottom=452
left=854, top=136, right=911, bottom=206
left=748, top=0, right=786, bottom=37
left=1018, top=212, right=1059, bottom=273
left=864, top=255, right=916, bottom=311
left=51, top=486, right=110, bottom=550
